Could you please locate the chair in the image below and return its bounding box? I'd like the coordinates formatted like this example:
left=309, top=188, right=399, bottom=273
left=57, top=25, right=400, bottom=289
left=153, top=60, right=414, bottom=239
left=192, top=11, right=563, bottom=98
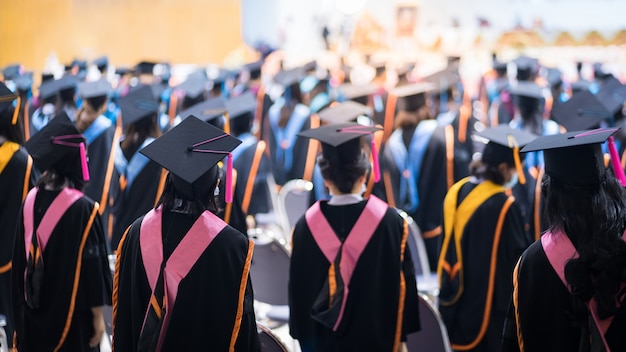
left=406, top=293, right=453, bottom=352
left=0, top=314, right=7, bottom=352
left=276, top=179, right=314, bottom=235
left=257, top=322, right=290, bottom=352
left=396, top=209, right=440, bottom=300
left=249, top=229, right=291, bottom=327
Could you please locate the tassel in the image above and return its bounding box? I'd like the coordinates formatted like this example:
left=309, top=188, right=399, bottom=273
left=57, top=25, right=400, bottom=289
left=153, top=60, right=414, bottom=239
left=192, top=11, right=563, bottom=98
left=608, top=136, right=626, bottom=186
left=513, top=146, right=526, bottom=185
left=371, top=138, right=380, bottom=183
left=11, top=95, right=20, bottom=125
left=79, top=142, right=90, bottom=181
left=225, top=153, right=233, bottom=203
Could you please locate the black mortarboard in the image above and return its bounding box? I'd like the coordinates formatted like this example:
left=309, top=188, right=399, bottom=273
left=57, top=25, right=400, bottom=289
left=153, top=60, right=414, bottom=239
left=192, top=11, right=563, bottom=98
left=551, top=91, right=610, bottom=131
left=546, top=68, right=562, bottom=87
left=509, top=81, right=544, bottom=100
left=25, top=111, right=89, bottom=181
left=274, top=67, right=305, bottom=88
left=179, top=96, right=227, bottom=123
left=139, top=115, right=241, bottom=201
left=422, top=68, right=461, bottom=93
left=513, top=54, right=539, bottom=80
left=242, top=60, right=263, bottom=79
left=0, top=82, right=19, bottom=124
left=595, top=77, right=626, bottom=115
left=475, top=125, right=537, bottom=184
left=225, top=92, right=256, bottom=120
left=78, top=79, right=112, bottom=99
left=41, top=72, right=55, bottom=83
left=38, top=76, right=77, bottom=100
left=118, top=85, right=159, bottom=127
left=521, top=127, right=621, bottom=185
left=389, top=82, right=434, bottom=112
left=14, top=72, right=34, bottom=92
left=115, top=67, right=133, bottom=76
left=318, top=101, right=372, bottom=124
left=178, top=77, right=208, bottom=100
left=338, top=83, right=378, bottom=104
left=93, top=56, right=109, bottom=71
left=298, top=123, right=382, bottom=181
left=2, top=64, right=21, bottom=81
left=135, top=61, right=157, bottom=75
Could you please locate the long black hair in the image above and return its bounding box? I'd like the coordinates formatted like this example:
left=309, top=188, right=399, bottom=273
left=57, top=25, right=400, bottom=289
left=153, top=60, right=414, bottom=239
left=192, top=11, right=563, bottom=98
left=318, top=140, right=370, bottom=194
left=542, top=172, right=626, bottom=320
left=156, top=166, right=222, bottom=216
left=0, top=104, right=25, bottom=145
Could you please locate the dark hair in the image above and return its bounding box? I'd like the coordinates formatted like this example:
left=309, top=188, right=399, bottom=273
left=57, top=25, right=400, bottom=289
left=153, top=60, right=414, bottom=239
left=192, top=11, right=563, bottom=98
left=36, top=157, right=86, bottom=191
left=120, top=114, right=160, bottom=158
left=469, top=159, right=506, bottom=185
left=86, top=95, right=108, bottom=112
left=278, top=84, right=303, bottom=128
left=156, top=166, right=221, bottom=216
left=515, top=95, right=543, bottom=135
left=394, top=105, right=431, bottom=130
left=59, top=88, right=76, bottom=106
left=542, top=173, right=626, bottom=320
left=0, top=105, right=25, bottom=144
left=318, top=149, right=369, bottom=194
left=230, top=111, right=253, bottom=137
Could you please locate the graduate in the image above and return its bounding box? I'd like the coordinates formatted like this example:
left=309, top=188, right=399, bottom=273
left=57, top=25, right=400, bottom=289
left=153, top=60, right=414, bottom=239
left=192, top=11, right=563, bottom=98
left=502, top=128, right=626, bottom=351
left=437, top=125, right=535, bottom=352
left=110, top=85, right=164, bottom=250
left=266, top=67, right=313, bottom=185
left=75, top=79, right=122, bottom=242
left=112, top=116, right=260, bottom=351
left=290, top=123, right=420, bottom=352
left=13, top=112, right=112, bottom=351
left=226, top=91, right=274, bottom=231
left=0, top=82, right=38, bottom=350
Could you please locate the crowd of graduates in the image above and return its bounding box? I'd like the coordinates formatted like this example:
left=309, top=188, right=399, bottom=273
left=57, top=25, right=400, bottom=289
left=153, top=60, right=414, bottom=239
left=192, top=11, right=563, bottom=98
left=1, top=48, right=626, bottom=351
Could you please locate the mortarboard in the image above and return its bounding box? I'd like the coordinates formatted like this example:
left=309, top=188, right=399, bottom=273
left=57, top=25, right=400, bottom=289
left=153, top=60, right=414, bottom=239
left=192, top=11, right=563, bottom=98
left=338, top=83, right=379, bottom=104
left=475, top=125, right=537, bottom=184
left=274, top=67, right=305, bottom=88
left=422, top=68, right=461, bottom=93
left=509, top=81, right=544, bottom=100
left=521, top=127, right=626, bottom=186
left=242, top=60, right=263, bottom=80
left=78, top=79, right=113, bottom=99
left=179, top=96, right=227, bottom=123
left=225, top=92, right=256, bottom=120
left=139, top=115, right=242, bottom=202
left=551, top=91, right=610, bottom=131
left=118, top=85, right=159, bottom=127
left=298, top=122, right=382, bottom=181
left=41, top=72, right=55, bottom=83
left=115, top=67, right=133, bottom=76
left=24, top=111, right=89, bottom=181
left=513, top=54, right=539, bottom=81
left=38, top=76, right=77, bottom=101
left=93, top=56, right=109, bottom=71
left=135, top=61, right=157, bottom=75
left=595, top=76, right=626, bottom=116
left=2, top=64, right=21, bottom=81
left=14, top=72, right=34, bottom=92
left=318, top=101, right=372, bottom=125
left=546, top=68, right=562, bottom=87
left=178, top=77, right=208, bottom=101
left=0, top=81, right=19, bottom=125
left=389, top=82, right=434, bottom=112
left=571, top=80, right=591, bottom=94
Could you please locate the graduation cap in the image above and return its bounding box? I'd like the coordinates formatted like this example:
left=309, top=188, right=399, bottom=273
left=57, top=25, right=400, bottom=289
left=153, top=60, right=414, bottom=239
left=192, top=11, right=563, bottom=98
left=78, top=79, right=113, bottom=99
left=2, top=64, right=21, bottom=81
left=93, top=56, right=109, bottom=71
left=546, top=68, right=562, bottom=87
left=225, top=92, right=256, bottom=120
left=242, top=60, right=263, bottom=80
left=41, top=72, right=55, bottom=83
left=422, top=68, right=461, bottom=93
left=178, top=77, right=208, bottom=101
left=24, top=111, right=89, bottom=181
left=318, top=101, right=372, bottom=124
left=509, top=81, right=544, bottom=100
left=118, top=85, right=159, bottom=127
left=115, top=67, right=133, bottom=76
left=571, top=80, right=591, bottom=94
left=513, top=54, right=539, bottom=81
left=0, top=81, right=19, bottom=125
left=595, top=77, right=626, bottom=116
left=179, top=96, right=227, bottom=123
left=521, top=127, right=626, bottom=186
left=135, top=61, right=157, bottom=75
left=38, top=76, right=77, bottom=101
left=551, top=91, right=611, bottom=131
left=338, top=83, right=379, bottom=105
left=475, top=125, right=538, bottom=184
left=274, top=67, right=305, bottom=88
left=139, top=115, right=242, bottom=202
left=14, top=72, right=34, bottom=92
left=389, top=82, right=434, bottom=112
left=298, top=122, right=382, bottom=181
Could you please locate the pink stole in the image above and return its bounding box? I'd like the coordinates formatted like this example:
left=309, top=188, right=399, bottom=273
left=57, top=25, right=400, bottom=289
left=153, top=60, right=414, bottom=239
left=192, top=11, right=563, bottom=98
left=23, top=187, right=83, bottom=263
left=304, top=195, right=388, bottom=331
left=139, top=206, right=227, bottom=351
left=541, top=230, right=626, bottom=350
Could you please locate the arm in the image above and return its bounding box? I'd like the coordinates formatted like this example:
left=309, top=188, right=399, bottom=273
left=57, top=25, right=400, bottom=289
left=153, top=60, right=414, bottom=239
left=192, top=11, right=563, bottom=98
left=89, top=306, right=105, bottom=348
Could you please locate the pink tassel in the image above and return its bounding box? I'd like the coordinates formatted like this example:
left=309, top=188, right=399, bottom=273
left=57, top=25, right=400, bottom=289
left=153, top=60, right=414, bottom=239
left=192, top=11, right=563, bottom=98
left=608, top=136, right=626, bottom=186
left=371, top=139, right=380, bottom=183
left=225, top=153, right=233, bottom=203
left=79, top=142, right=90, bottom=182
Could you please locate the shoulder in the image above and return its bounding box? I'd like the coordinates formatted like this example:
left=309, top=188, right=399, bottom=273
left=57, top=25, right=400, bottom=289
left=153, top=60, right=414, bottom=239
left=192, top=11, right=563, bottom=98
left=517, top=240, right=547, bottom=273
left=216, top=224, right=251, bottom=248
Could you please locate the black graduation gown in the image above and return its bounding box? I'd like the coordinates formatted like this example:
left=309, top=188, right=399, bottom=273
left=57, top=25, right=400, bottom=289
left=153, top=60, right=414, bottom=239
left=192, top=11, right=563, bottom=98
left=12, top=189, right=112, bottom=352
left=111, top=147, right=165, bottom=251
left=502, top=241, right=626, bottom=352
left=438, top=179, right=531, bottom=352
left=511, top=167, right=547, bottom=241
left=289, top=198, right=421, bottom=352
left=83, top=124, right=121, bottom=244
left=112, top=210, right=260, bottom=352
left=232, top=141, right=273, bottom=221
left=0, top=144, right=37, bottom=348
